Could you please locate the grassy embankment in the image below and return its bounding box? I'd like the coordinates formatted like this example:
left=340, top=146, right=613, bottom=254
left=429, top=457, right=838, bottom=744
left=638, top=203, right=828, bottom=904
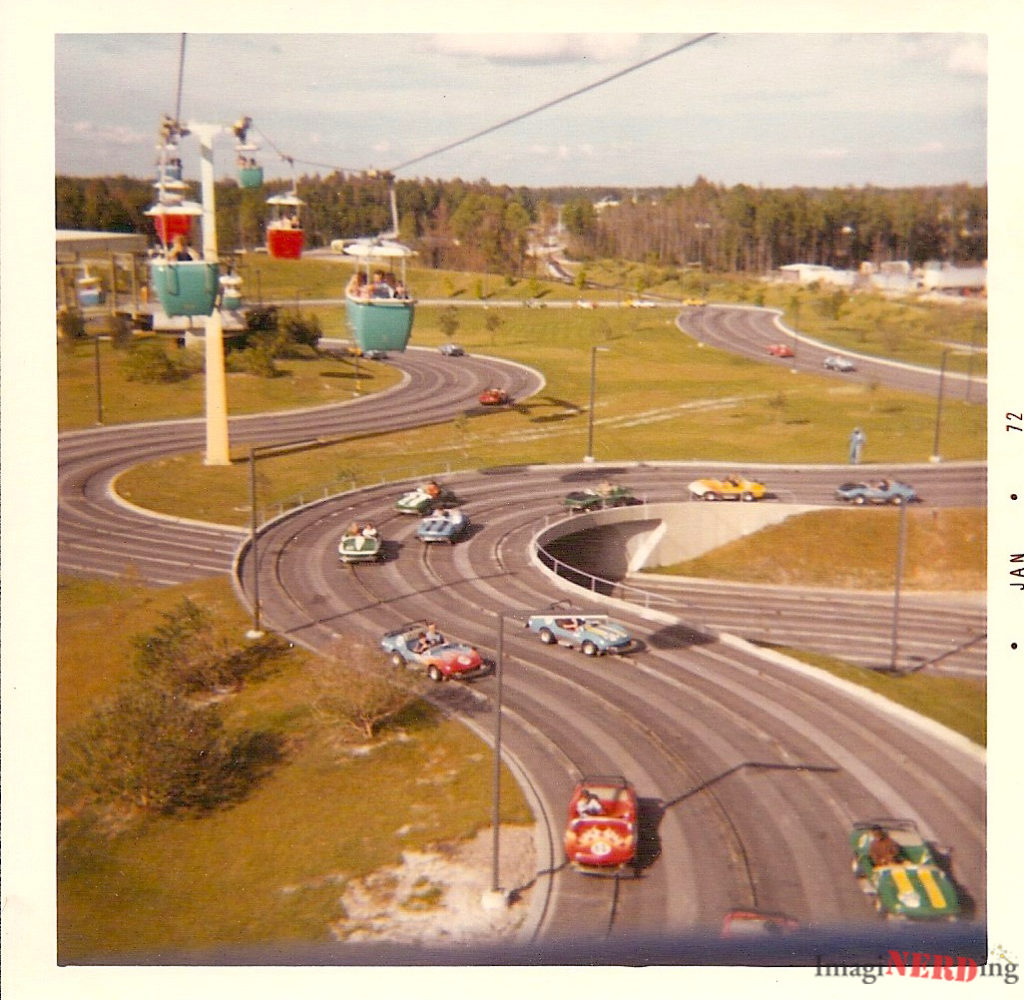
left=57, top=575, right=531, bottom=962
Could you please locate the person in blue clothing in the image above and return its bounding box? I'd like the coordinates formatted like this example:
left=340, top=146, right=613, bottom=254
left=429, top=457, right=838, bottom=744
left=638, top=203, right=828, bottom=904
left=849, top=426, right=866, bottom=464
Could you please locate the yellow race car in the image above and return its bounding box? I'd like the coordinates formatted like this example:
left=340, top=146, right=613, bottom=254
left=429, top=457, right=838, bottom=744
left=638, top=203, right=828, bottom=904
left=688, top=475, right=767, bottom=502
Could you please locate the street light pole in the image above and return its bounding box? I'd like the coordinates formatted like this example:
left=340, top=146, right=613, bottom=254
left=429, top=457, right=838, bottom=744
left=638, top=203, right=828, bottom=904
left=889, top=500, right=909, bottom=671
left=584, top=345, right=610, bottom=463
left=490, top=612, right=505, bottom=894
left=930, top=350, right=949, bottom=463
left=247, top=447, right=264, bottom=639
left=93, top=334, right=104, bottom=425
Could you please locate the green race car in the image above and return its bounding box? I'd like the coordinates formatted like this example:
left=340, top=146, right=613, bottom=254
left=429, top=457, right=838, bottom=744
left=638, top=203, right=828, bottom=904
left=849, top=820, right=960, bottom=921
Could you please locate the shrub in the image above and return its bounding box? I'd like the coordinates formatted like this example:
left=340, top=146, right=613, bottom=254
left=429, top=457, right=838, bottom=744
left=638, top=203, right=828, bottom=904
left=59, top=681, right=283, bottom=814
left=133, top=597, right=287, bottom=695
left=122, top=339, right=193, bottom=383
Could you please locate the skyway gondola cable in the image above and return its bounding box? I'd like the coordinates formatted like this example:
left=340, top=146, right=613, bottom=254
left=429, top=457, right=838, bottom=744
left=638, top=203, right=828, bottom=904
left=387, top=33, right=719, bottom=175
left=254, top=33, right=719, bottom=180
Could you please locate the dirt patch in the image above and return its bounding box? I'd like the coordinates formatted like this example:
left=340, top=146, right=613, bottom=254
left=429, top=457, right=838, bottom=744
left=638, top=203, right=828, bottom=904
left=331, top=825, right=538, bottom=945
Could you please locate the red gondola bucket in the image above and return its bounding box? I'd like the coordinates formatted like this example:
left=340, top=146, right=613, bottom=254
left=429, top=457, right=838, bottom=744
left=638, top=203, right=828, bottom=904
left=267, top=226, right=304, bottom=260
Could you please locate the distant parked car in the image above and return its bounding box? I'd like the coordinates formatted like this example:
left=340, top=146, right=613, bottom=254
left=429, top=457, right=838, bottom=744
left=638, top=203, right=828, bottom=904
left=824, top=355, right=856, bottom=372
left=363, top=349, right=388, bottom=361
left=563, top=482, right=639, bottom=512
left=525, top=612, right=633, bottom=656
left=479, top=387, right=511, bottom=406
left=439, top=343, right=465, bottom=356
left=766, top=343, right=794, bottom=358
left=683, top=297, right=707, bottom=307
left=688, top=475, right=768, bottom=502
left=835, top=479, right=919, bottom=505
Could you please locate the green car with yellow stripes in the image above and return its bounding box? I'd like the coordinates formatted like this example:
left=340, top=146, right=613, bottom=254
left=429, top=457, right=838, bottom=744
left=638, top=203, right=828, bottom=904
left=850, top=820, right=960, bottom=921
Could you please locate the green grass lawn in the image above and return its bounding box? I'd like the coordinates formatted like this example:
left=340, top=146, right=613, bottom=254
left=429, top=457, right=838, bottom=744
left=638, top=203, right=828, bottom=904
left=111, top=302, right=985, bottom=526
left=58, top=336, right=403, bottom=431
left=57, top=576, right=531, bottom=962
left=767, top=646, right=986, bottom=747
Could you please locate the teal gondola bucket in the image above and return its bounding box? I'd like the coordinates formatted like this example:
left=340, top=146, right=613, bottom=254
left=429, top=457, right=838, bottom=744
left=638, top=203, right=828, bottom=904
left=345, top=296, right=415, bottom=352
left=150, top=261, right=220, bottom=317
left=238, top=165, right=263, bottom=189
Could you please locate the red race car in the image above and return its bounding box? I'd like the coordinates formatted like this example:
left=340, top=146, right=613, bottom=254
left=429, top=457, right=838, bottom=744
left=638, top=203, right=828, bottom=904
left=766, top=343, right=794, bottom=358
left=564, top=776, right=639, bottom=875
left=479, top=387, right=511, bottom=406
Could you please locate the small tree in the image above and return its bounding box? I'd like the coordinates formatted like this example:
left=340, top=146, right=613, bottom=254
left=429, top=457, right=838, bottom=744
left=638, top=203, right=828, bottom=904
left=307, top=643, right=421, bottom=745
left=438, top=306, right=460, bottom=340
left=484, top=310, right=504, bottom=345
left=122, top=339, right=192, bottom=383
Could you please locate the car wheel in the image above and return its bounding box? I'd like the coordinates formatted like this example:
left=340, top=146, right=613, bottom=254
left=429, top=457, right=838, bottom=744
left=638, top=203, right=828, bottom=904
left=539, top=628, right=555, bottom=644
left=703, top=492, right=719, bottom=501
left=581, top=641, right=598, bottom=656
left=741, top=491, right=754, bottom=502
left=390, top=652, right=405, bottom=668
left=891, top=496, right=903, bottom=505
left=427, top=665, right=443, bottom=682
left=854, top=495, right=866, bottom=505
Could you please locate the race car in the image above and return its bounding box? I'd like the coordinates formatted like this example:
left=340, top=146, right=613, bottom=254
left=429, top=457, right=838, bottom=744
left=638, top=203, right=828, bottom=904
left=479, top=387, right=511, bottom=406
left=849, top=820, right=960, bottom=921
left=823, top=354, right=856, bottom=372
left=835, top=479, right=919, bottom=505
left=337, top=523, right=383, bottom=563
left=720, top=910, right=800, bottom=938
left=766, top=343, right=794, bottom=358
left=379, top=621, right=488, bottom=682
left=416, top=508, right=469, bottom=543
left=688, top=475, right=768, bottom=502
left=526, top=612, right=632, bottom=656
left=564, top=776, right=639, bottom=874
left=395, top=482, right=460, bottom=515
left=563, top=483, right=639, bottom=512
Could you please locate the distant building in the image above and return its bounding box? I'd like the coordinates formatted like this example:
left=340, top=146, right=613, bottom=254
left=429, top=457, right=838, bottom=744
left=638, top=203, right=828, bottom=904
left=920, top=261, right=987, bottom=294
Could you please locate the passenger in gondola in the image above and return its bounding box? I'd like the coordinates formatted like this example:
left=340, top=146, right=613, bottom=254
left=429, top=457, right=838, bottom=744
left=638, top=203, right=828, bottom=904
left=167, top=234, right=194, bottom=261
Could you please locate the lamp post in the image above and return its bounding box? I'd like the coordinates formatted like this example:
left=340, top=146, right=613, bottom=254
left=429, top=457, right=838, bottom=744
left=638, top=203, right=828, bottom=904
left=246, top=446, right=264, bottom=638
left=584, top=345, right=610, bottom=463
left=490, top=612, right=506, bottom=895
left=889, top=500, right=909, bottom=671
left=695, top=222, right=711, bottom=298
left=930, top=350, right=949, bottom=463
left=93, top=334, right=104, bottom=425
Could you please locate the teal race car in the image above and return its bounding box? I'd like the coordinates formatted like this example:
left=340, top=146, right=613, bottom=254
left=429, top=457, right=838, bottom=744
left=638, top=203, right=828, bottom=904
left=526, top=612, right=633, bottom=656
left=849, top=820, right=960, bottom=921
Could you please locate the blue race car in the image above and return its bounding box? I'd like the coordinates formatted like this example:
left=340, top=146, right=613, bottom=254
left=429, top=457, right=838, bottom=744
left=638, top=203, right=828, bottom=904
left=416, top=508, right=469, bottom=544
left=835, top=479, right=919, bottom=505
left=526, top=613, right=633, bottom=656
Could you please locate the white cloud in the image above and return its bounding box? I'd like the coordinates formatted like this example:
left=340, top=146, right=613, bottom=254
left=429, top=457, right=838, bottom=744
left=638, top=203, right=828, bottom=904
left=426, top=33, right=642, bottom=65
left=947, top=39, right=987, bottom=76
left=809, top=147, right=849, bottom=161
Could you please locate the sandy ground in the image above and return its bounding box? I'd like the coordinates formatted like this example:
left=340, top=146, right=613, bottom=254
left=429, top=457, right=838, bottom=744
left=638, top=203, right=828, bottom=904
left=331, top=825, right=538, bottom=945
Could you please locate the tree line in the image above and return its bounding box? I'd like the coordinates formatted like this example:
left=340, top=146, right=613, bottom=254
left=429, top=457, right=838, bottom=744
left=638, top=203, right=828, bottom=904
left=56, top=172, right=986, bottom=276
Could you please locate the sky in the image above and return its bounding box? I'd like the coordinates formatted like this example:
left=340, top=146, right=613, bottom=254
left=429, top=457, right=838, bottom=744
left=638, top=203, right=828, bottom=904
left=53, top=31, right=988, bottom=190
